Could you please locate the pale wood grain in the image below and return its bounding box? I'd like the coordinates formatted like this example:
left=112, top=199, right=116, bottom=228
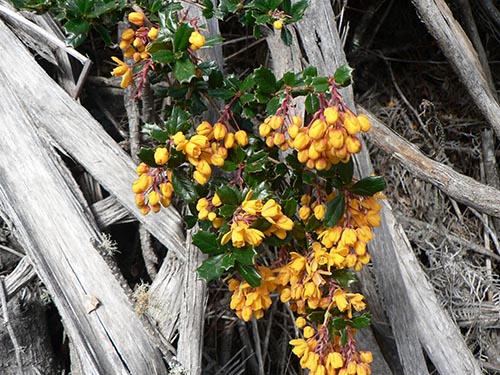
left=0, top=44, right=168, bottom=375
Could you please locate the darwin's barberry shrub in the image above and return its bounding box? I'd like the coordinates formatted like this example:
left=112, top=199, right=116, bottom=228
left=19, top=0, right=387, bottom=372
left=122, top=3, right=386, bottom=374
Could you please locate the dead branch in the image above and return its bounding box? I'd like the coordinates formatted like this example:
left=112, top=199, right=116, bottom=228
left=359, top=105, right=500, bottom=219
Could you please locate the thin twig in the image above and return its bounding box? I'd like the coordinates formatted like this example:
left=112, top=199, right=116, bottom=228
left=251, top=318, right=264, bottom=375
left=0, top=244, right=24, bottom=258
left=469, top=208, right=500, bottom=255
left=0, top=277, right=24, bottom=375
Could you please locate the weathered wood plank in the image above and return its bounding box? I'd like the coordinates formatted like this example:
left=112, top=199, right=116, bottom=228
left=0, top=69, right=167, bottom=374
left=0, top=18, right=186, bottom=263
left=292, top=1, right=483, bottom=374
left=0, top=19, right=170, bottom=374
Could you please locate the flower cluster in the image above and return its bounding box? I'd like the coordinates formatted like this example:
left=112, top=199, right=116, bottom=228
left=132, top=162, right=173, bottom=214
left=111, top=11, right=205, bottom=90
left=228, top=266, right=277, bottom=321
left=289, top=324, right=373, bottom=375
left=173, top=122, right=248, bottom=185
left=196, top=194, right=224, bottom=228
left=219, top=191, right=294, bottom=248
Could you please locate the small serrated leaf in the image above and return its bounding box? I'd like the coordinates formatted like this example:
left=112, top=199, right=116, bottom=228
left=171, top=170, right=198, bottom=202
left=233, top=248, right=256, bottom=265
left=192, top=231, right=221, bottom=254
left=334, top=64, right=354, bottom=87
left=350, top=313, right=372, bottom=329
left=324, top=194, right=345, bottom=227
left=331, top=269, right=357, bottom=287
left=349, top=176, right=386, bottom=196
left=174, top=58, right=196, bottom=83
left=197, top=253, right=234, bottom=281
left=216, top=186, right=240, bottom=205
left=305, top=93, right=320, bottom=114
left=137, top=148, right=160, bottom=167
left=235, top=263, right=261, bottom=287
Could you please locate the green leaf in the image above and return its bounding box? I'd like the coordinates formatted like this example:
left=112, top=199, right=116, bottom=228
left=192, top=231, right=221, bottom=254
left=265, top=96, right=281, bottom=115
left=150, top=129, right=169, bottom=143
left=165, top=106, right=191, bottom=134
left=337, top=158, right=353, bottom=185
left=254, top=66, right=277, bottom=94
left=349, top=176, right=386, bottom=196
left=94, top=24, right=112, bottom=45
left=151, top=49, right=175, bottom=64
left=305, top=215, right=322, bottom=232
left=303, top=66, right=317, bottom=77
left=171, top=170, right=198, bottom=202
left=245, top=150, right=268, bottom=173
left=280, top=27, right=292, bottom=46
left=305, top=93, right=320, bottom=114
left=240, top=74, right=255, bottom=91
left=236, top=263, right=261, bottom=287
left=331, top=269, right=357, bottom=287
left=218, top=205, right=237, bottom=218
left=221, top=160, right=238, bottom=172
left=290, top=0, right=309, bottom=21
left=350, top=313, right=372, bottom=329
left=173, top=22, right=194, bottom=52
left=324, top=194, right=345, bottom=227
left=216, top=186, right=240, bottom=205
left=311, top=76, right=329, bottom=92
left=63, top=18, right=89, bottom=47
left=233, top=248, right=257, bottom=265
left=334, top=64, right=354, bottom=87
left=282, top=71, right=296, bottom=86
left=87, top=1, right=116, bottom=17
left=184, top=215, right=197, bottom=229
left=331, top=316, right=346, bottom=329
left=207, top=88, right=236, bottom=100
left=340, top=328, right=348, bottom=346
left=137, top=148, right=160, bottom=167
left=204, top=34, right=223, bottom=47
left=174, top=58, right=197, bottom=83
left=283, top=198, right=297, bottom=218
left=197, top=253, right=235, bottom=281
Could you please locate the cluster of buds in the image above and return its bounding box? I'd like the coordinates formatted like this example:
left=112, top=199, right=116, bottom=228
left=196, top=194, right=224, bottom=228
left=290, top=323, right=373, bottom=375
left=119, top=17, right=158, bottom=63
left=316, top=193, right=383, bottom=272
left=228, top=266, right=276, bottom=321
left=220, top=191, right=294, bottom=248
left=289, top=107, right=371, bottom=169
left=132, top=161, right=173, bottom=215
left=172, top=121, right=248, bottom=185
left=189, top=31, right=206, bottom=51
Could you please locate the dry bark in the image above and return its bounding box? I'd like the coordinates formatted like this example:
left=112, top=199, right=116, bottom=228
left=360, top=106, right=500, bottom=218
left=412, top=0, right=500, bottom=140
left=0, top=18, right=170, bottom=374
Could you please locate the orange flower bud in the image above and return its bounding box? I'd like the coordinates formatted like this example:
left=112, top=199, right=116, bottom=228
left=213, top=122, right=227, bottom=140
left=121, top=28, right=135, bottom=41
left=148, top=191, right=160, bottom=206
left=154, top=147, right=169, bottom=165
left=235, top=130, right=248, bottom=146
left=189, top=31, right=205, bottom=50
left=344, top=114, right=361, bottom=135
left=345, top=136, right=361, bottom=154
left=128, top=12, right=145, bottom=27
left=224, top=133, right=235, bottom=148
left=273, top=19, right=284, bottom=30
left=259, top=122, right=271, bottom=137
left=324, top=106, right=339, bottom=125
left=309, top=119, right=327, bottom=140
left=119, top=40, right=131, bottom=50
left=147, top=27, right=159, bottom=40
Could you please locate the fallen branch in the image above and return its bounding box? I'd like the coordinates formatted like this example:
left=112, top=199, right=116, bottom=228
left=359, top=105, right=500, bottom=219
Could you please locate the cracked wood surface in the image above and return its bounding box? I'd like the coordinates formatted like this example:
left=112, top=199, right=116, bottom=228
left=0, top=19, right=170, bottom=374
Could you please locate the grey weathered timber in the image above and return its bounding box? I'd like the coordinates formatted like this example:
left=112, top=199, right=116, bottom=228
left=360, top=106, right=500, bottom=219
left=0, top=52, right=168, bottom=375
left=412, top=0, right=500, bottom=140
left=0, top=18, right=186, bottom=263
left=291, top=0, right=483, bottom=374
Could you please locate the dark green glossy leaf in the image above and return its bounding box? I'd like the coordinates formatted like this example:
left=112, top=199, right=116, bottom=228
left=150, top=129, right=169, bottom=143
left=173, top=22, right=193, bottom=52
left=331, top=269, right=357, bottom=287
left=254, top=66, right=276, bottom=94
left=305, top=215, right=322, bottom=232
left=151, top=49, right=175, bottom=64
left=282, top=198, right=297, bottom=218
left=334, top=64, right=354, bottom=87
left=305, top=93, right=320, bottom=114
left=337, top=158, right=353, bottom=185
left=282, top=71, right=296, bottom=86
left=174, top=58, right=196, bottom=83
left=302, top=66, right=317, bottom=77
left=331, top=316, right=346, bottom=329
left=216, top=186, right=240, bottom=205
left=204, top=34, right=223, bottom=47
left=184, top=215, right=197, bottom=229
left=324, top=194, right=345, bottom=227
left=197, top=253, right=235, bottom=281
left=218, top=204, right=237, bottom=218
left=233, top=248, right=257, bottom=265
left=171, top=169, right=198, bottom=202
left=94, top=24, right=112, bottom=45
left=165, top=106, right=191, bottom=134
left=137, top=148, right=160, bottom=167
left=236, top=263, right=261, bottom=287
left=192, top=231, right=221, bottom=254
left=349, top=176, right=386, bottom=196
left=350, top=313, right=372, bottom=329
left=311, top=76, right=329, bottom=92
left=64, top=18, right=89, bottom=47
left=207, top=88, right=235, bottom=100
left=340, top=328, right=348, bottom=346
left=240, top=74, right=255, bottom=91
left=265, top=96, right=281, bottom=115
left=280, top=26, right=292, bottom=46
